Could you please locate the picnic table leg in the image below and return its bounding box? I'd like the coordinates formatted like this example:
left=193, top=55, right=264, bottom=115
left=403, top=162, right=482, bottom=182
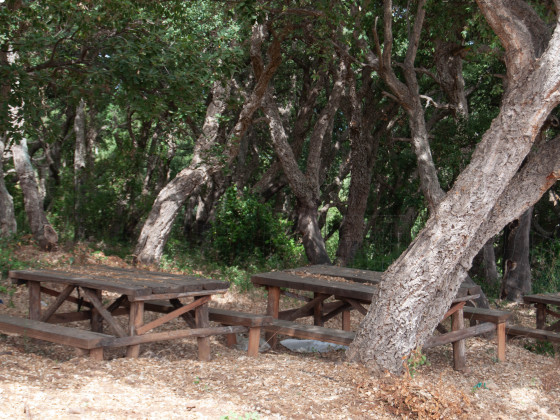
left=195, top=297, right=211, bottom=361
left=266, top=286, right=280, bottom=348
left=314, top=292, right=324, bottom=327
left=342, top=310, right=351, bottom=331
left=28, top=281, right=41, bottom=320
left=536, top=303, right=547, bottom=329
left=452, top=307, right=467, bottom=371
left=496, top=321, right=506, bottom=362
left=91, top=289, right=104, bottom=333
left=126, top=301, right=144, bottom=358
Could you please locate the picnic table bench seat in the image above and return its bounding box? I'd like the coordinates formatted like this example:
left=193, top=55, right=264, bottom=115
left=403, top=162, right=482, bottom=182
left=0, top=314, right=111, bottom=360
left=506, top=325, right=560, bottom=342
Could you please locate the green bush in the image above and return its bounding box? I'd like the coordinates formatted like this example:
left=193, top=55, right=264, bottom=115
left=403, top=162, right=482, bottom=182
left=531, top=240, right=560, bottom=294
left=209, top=187, right=302, bottom=266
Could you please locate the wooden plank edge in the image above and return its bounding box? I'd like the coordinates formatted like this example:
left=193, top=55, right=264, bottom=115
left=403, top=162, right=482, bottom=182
left=423, top=322, right=495, bottom=349
left=100, top=325, right=247, bottom=347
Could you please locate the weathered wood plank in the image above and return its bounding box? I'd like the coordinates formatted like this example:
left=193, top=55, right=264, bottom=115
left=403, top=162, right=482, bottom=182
left=263, top=319, right=355, bottom=346
left=136, top=296, right=210, bottom=335
left=28, top=281, right=41, bottom=320
left=252, top=272, right=375, bottom=301
left=81, top=287, right=127, bottom=338
left=423, top=322, right=495, bottom=349
left=208, top=308, right=273, bottom=327
left=462, top=306, right=512, bottom=323
left=88, top=265, right=228, bottom=291
left=287, top=265, right=382, bottom=285
left=195, top=297, right=211, bottom=361
left=40, top=285, right=76, bottom=323
left=443, top=302, right=466, bottom=321
left=286, top=294, right=329, bottom=322
left=506, top=325, right=560, bottom=342
left=126, top=301, right=144, bottom=357
left=452, top=308, right=466, bottom=371
left=10, top=270, right=150, bottom=297
left=40, top=286, right=93, bottom=308
left=100, top=326, right=247, bottom=347
left=0, top=314, right=111, bottom=349
left=128, top=289, right=228, bottom=302
left=523, top=293, right=560, bottom=306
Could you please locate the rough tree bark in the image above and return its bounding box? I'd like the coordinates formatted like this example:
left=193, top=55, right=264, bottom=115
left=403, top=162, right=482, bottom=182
left=336, top=70, right=387, bottom=265
left=0, top=137, right=16, bottom=237
left=347, top=0, right=560, bottom=374
left=73, top=99, right=87, bottom=241
left=12, top=140, right=58, bottom=250
left=0, top=41, right=18, bottom=237
left=134, top=23, right=284, bottom=264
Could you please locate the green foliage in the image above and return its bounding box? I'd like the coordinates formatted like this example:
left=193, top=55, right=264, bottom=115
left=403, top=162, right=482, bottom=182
left=0, top=237, right=29, bottom=280
left=523, top=341, right=555, bottom=357
left=471, top=382, right=489, bottom=393
left=406, top=348, right=429, bottom=378
left=210, top=187, right=303, bottom=266
left=531, top=240, right=560, bottom=295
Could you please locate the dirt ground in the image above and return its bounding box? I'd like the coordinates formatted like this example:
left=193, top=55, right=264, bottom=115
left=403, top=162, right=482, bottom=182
left=1, top=246, right=559, bottom=419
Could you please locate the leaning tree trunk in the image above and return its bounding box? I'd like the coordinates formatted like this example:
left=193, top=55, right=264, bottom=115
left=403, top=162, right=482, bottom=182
left=262, top=58, right=347, bottom=265
left=347, top=0, right=560, bottom=374
left=134, top=22, right=284, bottom=265
left=12, top=141, right=58, bottom=250
left=501, top=207, right=533, bottom=301
left=0, top=137, right=16, bottom=237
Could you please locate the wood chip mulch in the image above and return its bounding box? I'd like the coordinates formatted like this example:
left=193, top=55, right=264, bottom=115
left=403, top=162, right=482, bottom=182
left=0, top=247, right=559, bottom=419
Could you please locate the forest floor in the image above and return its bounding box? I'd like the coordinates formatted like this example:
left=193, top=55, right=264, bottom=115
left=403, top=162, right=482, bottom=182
left=1, top=245, right=559, bottom=419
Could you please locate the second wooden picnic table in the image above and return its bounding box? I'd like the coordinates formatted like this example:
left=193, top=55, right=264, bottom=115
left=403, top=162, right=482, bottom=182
left=251, top=265, right=489, bottom=371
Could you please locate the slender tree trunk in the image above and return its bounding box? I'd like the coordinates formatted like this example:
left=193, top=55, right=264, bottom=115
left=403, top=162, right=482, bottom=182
left=262, top=58, right=347, bottom=264
left=0, top=137, right=16, bottom=237
left=348, top=0, right=560, bottom=374
left=73, top=99, right=87, bottom=241
left=12, top=140, right=58, bottom=250
left=501, top=207, right=533, bottom=301
left=470, top=238, right=499, bottom=288
left=0, top=45, right=17, bottom=237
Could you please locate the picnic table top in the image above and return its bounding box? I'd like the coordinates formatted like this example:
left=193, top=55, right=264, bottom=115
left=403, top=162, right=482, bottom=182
left=8, top=265, right=228, bottom=298
left=253, top=264, right=481, bottom=302
left=285, top=265, right=382, bottom=285
left=251, top=270, right=376, bottom=301
left=523, top=293, right=560, bottom=305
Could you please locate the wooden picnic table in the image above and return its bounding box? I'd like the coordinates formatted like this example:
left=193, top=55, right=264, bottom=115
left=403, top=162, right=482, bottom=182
left=523, top=293, right=560, bottom=331
left=3, top=265, right=242, bottom=361
left=252, top=265, right=490, bottom=371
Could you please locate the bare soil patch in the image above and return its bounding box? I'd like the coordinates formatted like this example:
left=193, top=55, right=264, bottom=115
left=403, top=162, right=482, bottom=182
left=0, top=245, right=559, bottom=419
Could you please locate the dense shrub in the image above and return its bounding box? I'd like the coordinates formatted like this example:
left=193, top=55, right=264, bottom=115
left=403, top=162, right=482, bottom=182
left=210, top=187, right=301, bottom=265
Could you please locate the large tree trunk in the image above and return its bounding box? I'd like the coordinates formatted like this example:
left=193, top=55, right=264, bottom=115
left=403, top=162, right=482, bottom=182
left=12, top=140, right=58, bottom=250
left=348, top=0, right=560, bottom=374
left=501, top=207, right=533, bottom=301
left=0, top=137, right=16, bottom=237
